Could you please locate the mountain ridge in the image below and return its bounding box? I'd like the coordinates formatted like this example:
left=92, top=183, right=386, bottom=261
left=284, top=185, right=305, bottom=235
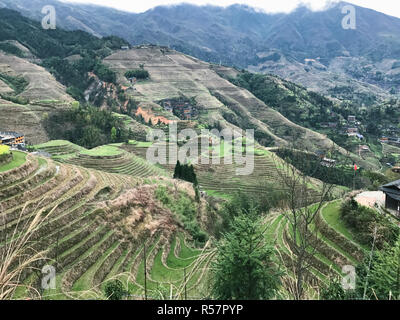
left=1, top=0, right=400, bottom=102
left=0, top=7, right=382, bottom=169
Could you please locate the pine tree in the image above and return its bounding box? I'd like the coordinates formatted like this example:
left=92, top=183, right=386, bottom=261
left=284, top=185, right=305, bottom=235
left=359, top=235, right=400, bottom=300
left=111, top=126, right=117, bottom=142
left=181, top=163, right=189, bottom=181
left=173, top=162, right=198, bottom=186
left=174, top=161, right=181, bottom=179
left=211, top=207, right=281, bottom=299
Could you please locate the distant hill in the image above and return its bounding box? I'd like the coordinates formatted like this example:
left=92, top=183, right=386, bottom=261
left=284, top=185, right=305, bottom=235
left=0, top=8, right=128, bottom=59
left=101, top=46, right=378, bottom=169
left=0, top=8, right=131, bottom=144
left=2, top=0, right=400, bottom=102
left=0, top=8, right=379, bottom=169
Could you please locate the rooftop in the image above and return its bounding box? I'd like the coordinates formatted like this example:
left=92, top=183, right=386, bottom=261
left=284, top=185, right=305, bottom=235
left=0, top=131, right=24, bottom=138
left=0, top=134, right=16, bottom=141
left=381, top=179, right=400, bottom=189
left=380, top=179, right=400, bottom=200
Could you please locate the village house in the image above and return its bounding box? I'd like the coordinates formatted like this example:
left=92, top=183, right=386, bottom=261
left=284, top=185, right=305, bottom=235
left=163, top=101, right=173, bottom=113
left=183, top=106, right=192, bottom=120
left=347, top=127, right=359, bottom=137
left=161, top=100, right=196, bottom=120
left=128, top=77, right=137, bottom=85
left=0, top=131, right=25, bottom=146
left=379, top=180, right=400, bottom=214
left=359, top=145, right=370, bottom=152
left=382, top=136, right=400, bottom=147
left=347, top=127, right=358, bottom=134
left=391, top=167, right=400, bottom=174
left=348, top=115, right=356, bottom=123
left=321, top=157, right=336, bottom=167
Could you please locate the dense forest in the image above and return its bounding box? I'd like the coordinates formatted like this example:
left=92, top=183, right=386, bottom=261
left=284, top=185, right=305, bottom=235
left=227, top=71, right=335, bottom=130
left=275, top=148, right=388, bottom=189
left=125, top=68, right=149, bottom=80
left=43, top=104, right=133, bottom=148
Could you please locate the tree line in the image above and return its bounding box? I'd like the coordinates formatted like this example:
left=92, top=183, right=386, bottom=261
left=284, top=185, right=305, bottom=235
left=43, top=104, right=134, bottom=149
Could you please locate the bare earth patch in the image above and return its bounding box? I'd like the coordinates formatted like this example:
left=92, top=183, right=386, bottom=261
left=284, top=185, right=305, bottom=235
left=355, top=191, right=385, bottom=209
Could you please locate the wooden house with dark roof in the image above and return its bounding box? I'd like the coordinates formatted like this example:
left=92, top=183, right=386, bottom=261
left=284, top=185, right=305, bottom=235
left=0, top=131, right=25, bottom=146
left=379, top=179, right=400, bottom=211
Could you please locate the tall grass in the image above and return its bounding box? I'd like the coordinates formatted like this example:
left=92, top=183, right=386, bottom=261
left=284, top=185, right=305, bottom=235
left=0, top=205, right=55, bottom=300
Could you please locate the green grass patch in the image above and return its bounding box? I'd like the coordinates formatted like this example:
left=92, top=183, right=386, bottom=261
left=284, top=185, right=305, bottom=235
left=321, top=201, right=367, bottom=250
left=254, top=148, right=269, bottom=156
left=135, top=141, right=153, bottom=148
left=204, top=189, right=232, bottom=200
left=80, top=145, right=122, bottom=157
left=34, top=140, right=81, bottom=149
left=176, top=234, right=202, bottom=259
left=72, top=242, right=120, bottom=294
left=0, top=151, right=26, bottom=172
left=151, top=249, right=189, bottom=283
left=322, top=201, right=357, bottom=241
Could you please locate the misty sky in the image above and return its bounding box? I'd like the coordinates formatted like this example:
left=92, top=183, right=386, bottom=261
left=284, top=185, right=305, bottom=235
left=59, top=0, right=400, bottom=18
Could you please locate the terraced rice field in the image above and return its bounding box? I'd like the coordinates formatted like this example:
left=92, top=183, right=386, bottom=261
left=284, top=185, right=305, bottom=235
left=264, top=201, right=367, bottom=296
left=0, top=150, right=26, bottom=172
left=28, top=139, right=366, bottom=299
left=34, top=139, right=325, bottom=201
left=123, top=139, right=324, bottom=200
left=34, top=141, right=168, bottom=178
left=0, top=152, right=210, bottom=300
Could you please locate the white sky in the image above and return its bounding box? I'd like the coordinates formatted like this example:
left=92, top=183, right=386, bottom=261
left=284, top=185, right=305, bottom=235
left=59, top=0, right=400, bottom=18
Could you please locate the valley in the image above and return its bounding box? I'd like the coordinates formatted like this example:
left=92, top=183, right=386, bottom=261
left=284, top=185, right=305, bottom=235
left=0, top=3, right=399, bottom=302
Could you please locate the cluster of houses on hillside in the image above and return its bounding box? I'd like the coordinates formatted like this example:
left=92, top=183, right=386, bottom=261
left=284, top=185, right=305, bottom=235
left=162, top=101, right=197, bottom=120
left=315, top=150, right=337, bottom=167
left=379, top=136, right=400, bottom=146
left=344, top=115, right=364, bottom=139
left=0, top=131, right=26, bottom=150
left=322, top=114, right=364, bottom=140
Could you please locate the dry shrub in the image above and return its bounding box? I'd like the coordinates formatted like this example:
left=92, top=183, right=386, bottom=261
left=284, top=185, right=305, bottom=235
left=0, top=205, right=56, bottom=300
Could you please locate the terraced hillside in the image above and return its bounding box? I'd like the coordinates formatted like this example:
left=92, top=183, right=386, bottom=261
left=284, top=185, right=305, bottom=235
left=1, top=149, right=375, bottom=300
left=0, top=52, right=72, bottom=102
left=122, top=138, right=329, bottom=201
left=265, top=200, right=367, bottom=297
left=103, top=46, right=350, bottom=154
left=0, top=51, right=73, bottom=144
left=34, top=138, right=328, bottom=200
left=0, top=151, right=212, bottom=300
left=34, top=141, right=168, bottom=179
